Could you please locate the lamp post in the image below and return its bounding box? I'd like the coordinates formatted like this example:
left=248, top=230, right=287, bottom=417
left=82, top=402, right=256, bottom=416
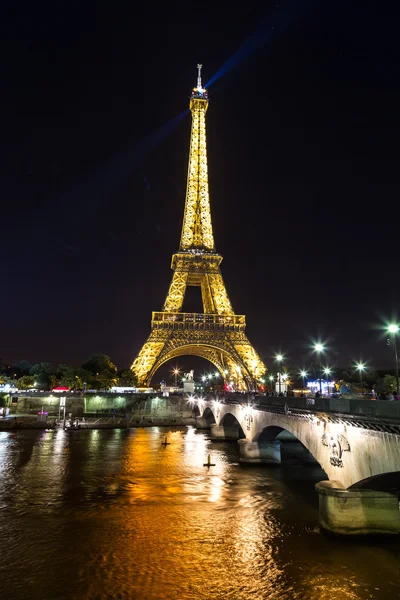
left=388, top=325, right=399, bottom=395
left=173, top=368, right=180, bottom=387
left=313, top=343, right=325, bottom=394
left=275, top=354, right=284, bottom=395
left=355, top=362, right=366, bottom=395
left=300, top=370, right=308, bottom=391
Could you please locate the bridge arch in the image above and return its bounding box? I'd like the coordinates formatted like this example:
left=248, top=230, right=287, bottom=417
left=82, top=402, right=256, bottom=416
left=219, top=412, right=246, bottom=439
left=202, top=407, right=216, bottom=427
left=348, top=471, right=400, bottom=493
left=253, top=422, right=328, bottom=470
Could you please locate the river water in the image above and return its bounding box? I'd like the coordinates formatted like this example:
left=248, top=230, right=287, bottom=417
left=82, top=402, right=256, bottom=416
left=0, top=427, right=399, bottom=600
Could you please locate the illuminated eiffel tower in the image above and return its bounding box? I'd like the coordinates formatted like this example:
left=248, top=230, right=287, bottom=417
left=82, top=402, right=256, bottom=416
left=132, top=65, right=266, bottom=390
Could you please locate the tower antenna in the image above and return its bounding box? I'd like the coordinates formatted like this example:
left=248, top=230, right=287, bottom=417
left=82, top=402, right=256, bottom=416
left=197, top=63, right=202, bottom=89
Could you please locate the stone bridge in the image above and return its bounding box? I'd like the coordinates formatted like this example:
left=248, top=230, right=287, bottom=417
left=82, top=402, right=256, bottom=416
left=195, top=396, right=400, bottom=536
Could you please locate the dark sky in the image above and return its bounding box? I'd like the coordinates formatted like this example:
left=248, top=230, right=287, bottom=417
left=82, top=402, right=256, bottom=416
left=1, top=0, right=399, bottom=373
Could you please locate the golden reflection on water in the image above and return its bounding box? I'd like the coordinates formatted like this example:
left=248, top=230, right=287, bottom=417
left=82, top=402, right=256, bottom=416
left=0, top=428, right=399, bottom=600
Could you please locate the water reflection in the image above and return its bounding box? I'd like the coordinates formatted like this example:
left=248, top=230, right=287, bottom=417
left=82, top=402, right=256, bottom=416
left=0, top=428, right=399, bottom=599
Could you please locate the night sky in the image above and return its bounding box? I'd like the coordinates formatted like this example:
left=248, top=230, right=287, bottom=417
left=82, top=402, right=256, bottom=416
left=1, top=1, right=399, bottom=373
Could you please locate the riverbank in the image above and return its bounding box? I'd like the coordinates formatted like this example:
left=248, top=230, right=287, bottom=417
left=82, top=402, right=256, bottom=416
left=0, top=416, right=196, bottom=430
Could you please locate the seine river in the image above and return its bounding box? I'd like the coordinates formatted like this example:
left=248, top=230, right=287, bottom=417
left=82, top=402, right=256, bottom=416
left=1, top=427, right=400, bottom=600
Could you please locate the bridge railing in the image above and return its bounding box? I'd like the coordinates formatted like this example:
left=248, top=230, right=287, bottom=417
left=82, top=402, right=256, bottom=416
left=219, top=394, right=400, bottom=421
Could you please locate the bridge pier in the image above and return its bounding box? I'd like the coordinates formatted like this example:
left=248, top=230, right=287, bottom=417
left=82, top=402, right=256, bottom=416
left=209, top=424, right=240, bottom=441
left=238, top=439, right=281, bottom=464
left=316, top=480, right=400, bottom=535
left=195, top=417, right=211, bottom=429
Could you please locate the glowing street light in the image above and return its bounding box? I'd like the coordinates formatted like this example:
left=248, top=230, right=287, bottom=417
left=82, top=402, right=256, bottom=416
left=300, top=370, right=308, bottom=389
left=313, top=343, right=325, bottom=394
left=275, top=354, right=284, bottom=395
left=172, top=366, right=181, bottom=387
left=387, top=324, right=399, bottom=395
left=355, top=362, right=366, bottom=395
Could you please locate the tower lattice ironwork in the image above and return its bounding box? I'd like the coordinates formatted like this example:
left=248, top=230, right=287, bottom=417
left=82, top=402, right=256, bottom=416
left=131, top=65, right=266, bottom=390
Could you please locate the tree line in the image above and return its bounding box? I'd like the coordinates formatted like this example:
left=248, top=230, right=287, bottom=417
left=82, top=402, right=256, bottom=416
left=0, top=354, right=137, bottom=391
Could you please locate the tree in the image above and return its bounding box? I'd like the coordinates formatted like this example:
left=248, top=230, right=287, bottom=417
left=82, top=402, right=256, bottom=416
left=16, top=375, right=36, bottom=390
left=13, top=360, right=32, bottom=377
left=0, top=359, right=9, bottom=375
left=375, top=375, right=397, bottom=396
left=81, top=354, right=118, bottom=390
left=30, top=362, right=51, bottom=376
left=29, top=363, right=52, bottom=390
left=118, top=369, right=138, bottom=387
left=48, top=375, right=59, bottom=390
left=57, top=364, right=78, bottom=389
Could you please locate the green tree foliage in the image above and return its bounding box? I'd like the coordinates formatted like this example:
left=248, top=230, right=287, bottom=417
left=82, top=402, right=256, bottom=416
left=16, top=375, right=36, bottom=390
left=13, top=360, right=32, bottom=377
left=30, top=362, right=51, bottom=375
left=29, top=362, right=52, bottom=389
left=81, top=354, right=118, bottom=390
left=374, top=375, right=397, bottom=396
left=57, top=364, right=78, bottom=389
left=118, top=369, right=138, bottom=387
left=48, top=374, right=59, bottom=390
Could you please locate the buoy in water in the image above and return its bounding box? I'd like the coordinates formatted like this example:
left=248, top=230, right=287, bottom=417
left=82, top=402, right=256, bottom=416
left=161, top=436, right=170, bottom=446
left=203, top=454, right=215, bottom=467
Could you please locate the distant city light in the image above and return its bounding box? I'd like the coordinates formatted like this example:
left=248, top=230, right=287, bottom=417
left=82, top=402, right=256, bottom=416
left=388, top=324, right=399, bottom=334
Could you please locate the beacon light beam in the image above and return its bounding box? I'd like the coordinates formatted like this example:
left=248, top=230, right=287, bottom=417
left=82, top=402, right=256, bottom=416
left=34, top=108, right=190, bottom=237
left=205, top=0, right=315, bottom=89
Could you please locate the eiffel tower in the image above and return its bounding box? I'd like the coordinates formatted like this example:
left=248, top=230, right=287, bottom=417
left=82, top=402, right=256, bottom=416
left=132, top=65, right=266, bottom=390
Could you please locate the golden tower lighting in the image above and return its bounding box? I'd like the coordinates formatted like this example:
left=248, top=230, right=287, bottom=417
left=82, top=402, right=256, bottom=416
left=131, top=65, right=266, bottom=390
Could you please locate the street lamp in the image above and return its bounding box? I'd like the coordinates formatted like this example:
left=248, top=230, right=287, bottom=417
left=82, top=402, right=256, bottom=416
left=275, top=354, right=284, bottom=395
left=355, top=362, right=366, bottom=395
left=388, top=325, right=399, bottom=395
left=313, top=343, right=325, bottom=394
left=300, top=370, right=308, bottom=390
left=172, top=367, right=180, bottom=387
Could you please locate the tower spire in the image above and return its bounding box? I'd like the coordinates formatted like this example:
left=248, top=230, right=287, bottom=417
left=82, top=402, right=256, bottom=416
left=179, top=65, right=213, bottom=251
left=197, top=63, right=202, bottom=89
